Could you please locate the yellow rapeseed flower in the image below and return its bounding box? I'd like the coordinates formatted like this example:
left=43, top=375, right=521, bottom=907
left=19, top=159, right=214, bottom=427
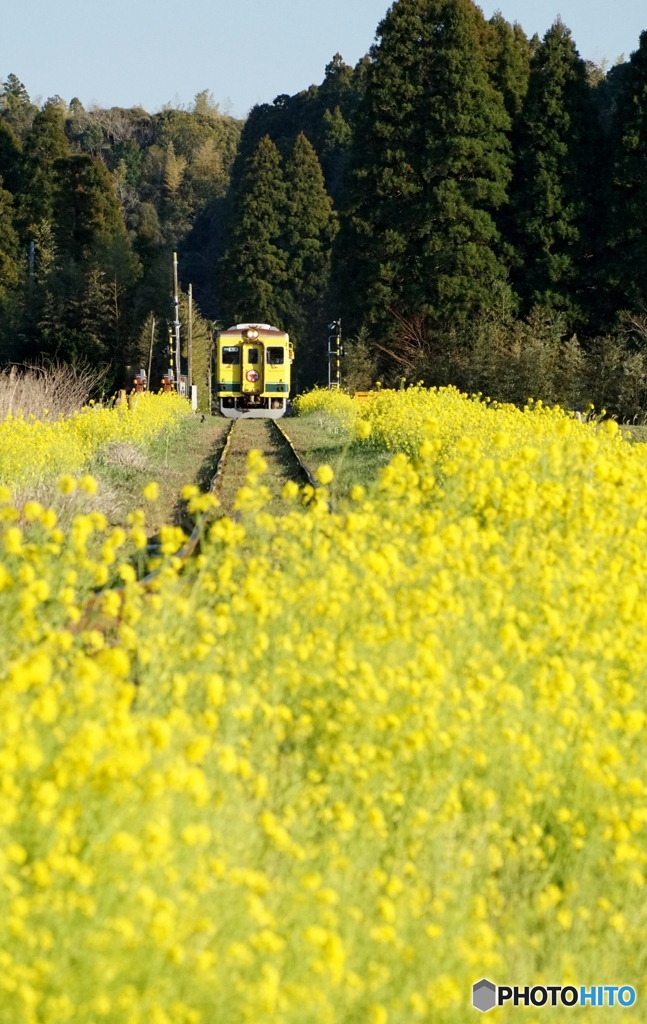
left=142, top=481, right=159, bottom=502
left=0, top=385, right=645, bottom=1022
left=315, top=464, right=334, bottom=485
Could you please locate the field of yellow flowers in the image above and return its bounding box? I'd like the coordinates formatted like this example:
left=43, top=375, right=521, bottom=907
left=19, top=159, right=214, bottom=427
left=0, top=392, right=191, bottom=494
left=1, top=386, right=647, bottom=1022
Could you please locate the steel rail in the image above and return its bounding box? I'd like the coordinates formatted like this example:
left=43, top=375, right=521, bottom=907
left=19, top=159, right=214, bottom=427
left=74, top=421, right=237, bottom=632
left=74, top=417, right=331, bottom=634
left=208, top=418, right=236, bottom=495
left=271, top=418, right=335, bottom=512
left=272, top=418, right=319, bottom=490
left=140, top=418, right=236, bottom=583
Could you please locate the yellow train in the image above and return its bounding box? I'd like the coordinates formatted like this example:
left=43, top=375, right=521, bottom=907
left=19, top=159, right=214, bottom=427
left=216, top=324, right=293, bottom=419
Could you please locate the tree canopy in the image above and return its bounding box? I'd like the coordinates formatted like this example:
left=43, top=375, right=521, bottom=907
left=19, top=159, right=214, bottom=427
left=511, top=20, right=601, bottom=320
left=340, top=0, right=514, bottom=345
left=605, top=32, right=647, bottom=311
left=220, top=135, right=289, bottom=329
left=2, top=6, right=647, bottom=400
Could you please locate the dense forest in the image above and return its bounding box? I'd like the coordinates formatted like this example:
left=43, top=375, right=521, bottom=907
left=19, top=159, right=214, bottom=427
left=4, top=0, right=647, bottom=414
left=0, top=81, right=241, bottom=399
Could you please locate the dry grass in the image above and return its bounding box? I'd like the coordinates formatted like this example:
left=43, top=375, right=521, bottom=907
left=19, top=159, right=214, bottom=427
left=15, top=476, right=127, bottom=527
left=102, top=442, right=149, bottom=470
left=0, top=363, right=107, bottom=421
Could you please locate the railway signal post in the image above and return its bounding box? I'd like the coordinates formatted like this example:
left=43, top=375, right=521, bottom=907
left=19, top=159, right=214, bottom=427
left=172, top=252, right=181, bottom=393
left=327, top=319, right=343, bottom=389
left=188, top=283, right=193, bottom=392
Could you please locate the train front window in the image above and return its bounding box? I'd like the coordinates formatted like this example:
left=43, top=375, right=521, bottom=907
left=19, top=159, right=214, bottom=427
left=247, top=348, right=259, bottom=364
left=267, top=347, right=284, bottom=366
left=222, top=346, right=240, bottom=365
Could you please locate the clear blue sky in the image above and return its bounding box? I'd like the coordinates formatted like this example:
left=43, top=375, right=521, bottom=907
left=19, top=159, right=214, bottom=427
left=1, top=0, right=645, bottom=119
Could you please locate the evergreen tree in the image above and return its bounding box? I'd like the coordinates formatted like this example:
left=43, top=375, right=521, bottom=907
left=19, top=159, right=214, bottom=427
left=605, top=33, right=647, bottom=313
left=70, top=266, right=116, bottom=364
left=0, top=177, right=20, bottom=296
left=484, top=14, right=531, bottom=280
left=283, top=133, right=338, bottom=383
left=511, top=20, right=601, bottom=319
left=54, top=155, right=126, bottom=260
left=134, top=203, right=164, bottom=261
left=20, top=155, right=139, bottom=370
left=0, top=120, right=22, bottom=194
left=322, top=107, right=353, bottom=155
left=486, top=13, right=531, bottom=122
left=54, top=155, right=139, bottom=365
left=19, top=103, right=69, bottom=230
left=0, top=177, right=22, bottom=359
left=320, top=106, right=353, bottom=203
left=319, top=54, right=360, bottom=119
left=340, top=0, right=513, bottom=345
left=283, top=133, right=337, bottom=326
left=220, top=135, right=288, bottom=328
left=0, top=75, right=37, bottom=140
left=232, top=52, right=366, bottom=207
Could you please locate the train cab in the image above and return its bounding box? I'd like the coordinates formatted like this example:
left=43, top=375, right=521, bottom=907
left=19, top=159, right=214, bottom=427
left=216, top=324, right=293, bottom=419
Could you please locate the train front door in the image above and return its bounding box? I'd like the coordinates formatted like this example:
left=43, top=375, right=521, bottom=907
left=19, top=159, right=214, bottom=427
left=241, top=343, right=263, bottom=394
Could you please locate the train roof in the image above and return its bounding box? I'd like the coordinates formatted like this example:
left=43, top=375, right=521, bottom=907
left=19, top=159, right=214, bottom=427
left=219, top=323, right=288, bottom=338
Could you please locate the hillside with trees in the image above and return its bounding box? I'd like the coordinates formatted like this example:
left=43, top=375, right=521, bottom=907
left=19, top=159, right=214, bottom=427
left=0, top=79, right=241, bottom=393
left=4, top=0, right=647, bottom=416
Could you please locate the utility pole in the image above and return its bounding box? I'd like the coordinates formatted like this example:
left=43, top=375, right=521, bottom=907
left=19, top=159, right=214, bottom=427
left=187, top=284, right=193, bottom=390
left=147, top=316, right=156, bottom=389
left=172, top=252, right=181, bottom=393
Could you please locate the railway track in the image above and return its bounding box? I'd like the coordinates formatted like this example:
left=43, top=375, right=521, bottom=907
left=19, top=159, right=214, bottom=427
left=145, top=416, right=319, bottom=577
left=213, top=417, right=319, bottom=516
left=142, top=418, right=237, bottom=578
left=76, top=416, right=319, bottom=630
left=272, top=419, right=318, bottom=489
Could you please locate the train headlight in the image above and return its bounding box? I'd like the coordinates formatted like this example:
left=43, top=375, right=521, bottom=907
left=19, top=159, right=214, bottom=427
left=245, top=329, right=259, bottom=340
